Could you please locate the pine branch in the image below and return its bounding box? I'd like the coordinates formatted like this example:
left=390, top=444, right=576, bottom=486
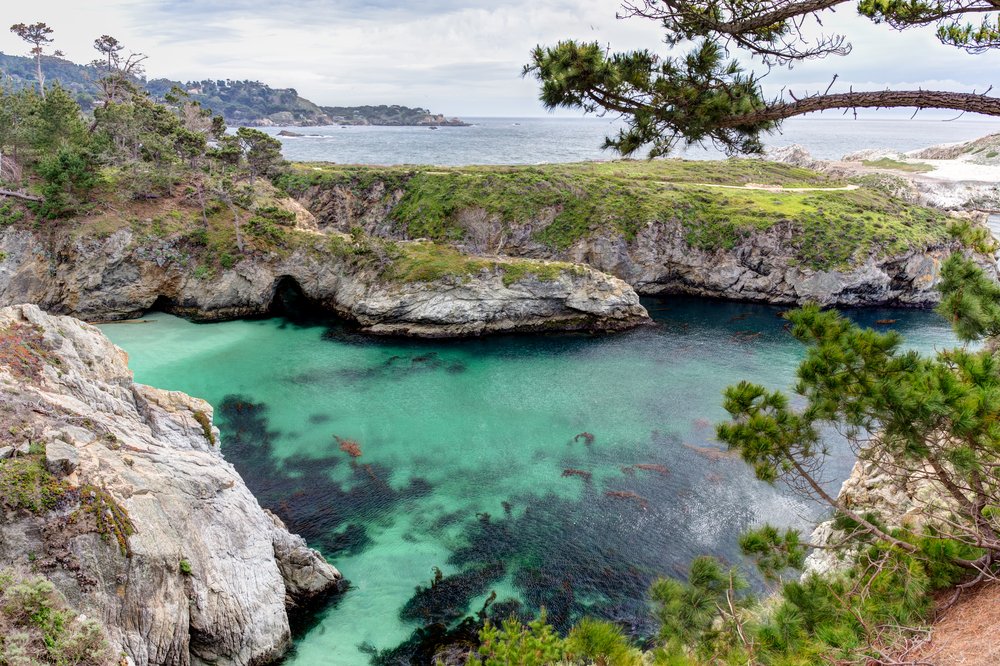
left=717, top=89, right=1000, bottom=127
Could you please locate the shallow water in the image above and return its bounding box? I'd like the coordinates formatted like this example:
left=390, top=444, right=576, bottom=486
left=100, top=298, right=961, bottom=665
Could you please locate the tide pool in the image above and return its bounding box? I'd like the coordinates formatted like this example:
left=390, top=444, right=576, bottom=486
left=100, top=297, right=961, bottom=665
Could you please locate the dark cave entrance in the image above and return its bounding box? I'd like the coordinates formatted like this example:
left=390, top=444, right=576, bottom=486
left=268, top=275, right=322, bottom=322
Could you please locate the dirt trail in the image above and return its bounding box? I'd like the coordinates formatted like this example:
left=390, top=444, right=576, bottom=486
left=906, top=582, right=1000, bottom=665
left=688, top=182, right=861, bottom=192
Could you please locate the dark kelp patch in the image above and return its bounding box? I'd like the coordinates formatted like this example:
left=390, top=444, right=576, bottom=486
left=400, top=563, right=507, bottom=625
left=216, top=395, right=431, bottom=558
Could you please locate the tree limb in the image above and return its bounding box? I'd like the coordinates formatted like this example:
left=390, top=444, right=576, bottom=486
left=718, top=89, right=1000, bottom=127
left=0, top=189, right=42, bottom=202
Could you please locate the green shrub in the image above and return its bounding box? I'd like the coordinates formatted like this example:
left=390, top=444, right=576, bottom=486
left=0, top=201, right=26, bottom=227
left=253, top=204, right=296, bottom=226
left=947, top=217, right=999, bottom=255
left=0, top=569, right=113, bottom=665
left=245, top=216, right=284, bottom=242
left=566, top=617, right=643, bottom=666
left=183, top=228, right=210, bottom=247
left=192, top=265, right=212, bottom=280
left=468, top=613, right=569, bottom=666
left=0, top=456, right=67, bottom=514
left=192, top=411, right=216, bottom=446
left=32, top=147, right=102, bottom=219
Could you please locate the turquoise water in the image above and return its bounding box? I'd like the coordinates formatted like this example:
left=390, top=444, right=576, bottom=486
left=100, top=298, right=961, bottom=665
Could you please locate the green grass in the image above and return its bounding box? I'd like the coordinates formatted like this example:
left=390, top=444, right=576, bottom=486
left=500, top=260, right=582, bottom=286
left=278, top=160, right=956, bottom=271
left=383, top=241, right=579, bottom=285
left=861, top=158, right=934, bottom=173
left=384, top=241, right=492, bottom=282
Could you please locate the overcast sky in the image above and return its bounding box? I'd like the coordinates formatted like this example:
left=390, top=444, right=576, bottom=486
left=1, top=0, right=998, bottom=117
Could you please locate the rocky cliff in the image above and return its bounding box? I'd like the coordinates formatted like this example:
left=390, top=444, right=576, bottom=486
left=0, top=223, right=649, bottom=337
left=0, top=304, right=342, bottom=665
left=279, top=162, right=994, bottom=308
left=803, top=452, right=953, bottom=577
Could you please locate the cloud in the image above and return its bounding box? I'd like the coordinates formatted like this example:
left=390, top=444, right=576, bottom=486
left=1, top=0, right=997, bottom=116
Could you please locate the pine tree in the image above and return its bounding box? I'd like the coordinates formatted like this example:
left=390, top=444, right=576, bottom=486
left=525, top=0, right=1000, bottom=155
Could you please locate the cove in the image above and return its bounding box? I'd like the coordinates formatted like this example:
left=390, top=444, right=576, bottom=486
left=99, top=296, right=960, bottom=665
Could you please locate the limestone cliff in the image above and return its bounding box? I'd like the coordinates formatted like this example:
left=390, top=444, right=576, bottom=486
left=803, top=453, right=952, bottom=577
left=280, top=163, right=994, bottom=308
left=0, top=304, right=342, bottom=665
left=0, top=226, right=649, bottom=337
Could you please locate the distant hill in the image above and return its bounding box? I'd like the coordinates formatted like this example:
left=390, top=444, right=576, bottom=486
left=0, top=51, right=468, bottom=127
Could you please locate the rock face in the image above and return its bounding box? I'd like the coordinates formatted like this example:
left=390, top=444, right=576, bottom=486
left=0, top=304, right=342, bottom=665
left=803, top=452, right=952, bottom=577
left=291, top=183, right=986, bottom=308
left=0, top=228, right=649, bottom=336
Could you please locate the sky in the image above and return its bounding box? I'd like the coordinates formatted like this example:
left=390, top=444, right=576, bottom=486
left=1, top=0, right=998, bottom=117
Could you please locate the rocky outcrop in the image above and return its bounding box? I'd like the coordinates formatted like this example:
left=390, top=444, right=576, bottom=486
left=907, top=133, right=1000, bottom=166
left=772, top=143, right=1000, bottom=212
left=292, top=183, right=987, bottom=308
left=803, top=453, right=952, bottom=577
left=0, top=304, right=342, bottom=665
left=0, top=228, right=649, bottom=337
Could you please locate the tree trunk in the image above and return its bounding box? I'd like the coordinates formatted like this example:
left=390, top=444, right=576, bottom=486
left=36, top=54, right=45, bottom=100
left=227, top=199, right=245, bottom=253
left=720, top=90, right=1000, bottom=128
left=0, top=189, right=43, bottom=202
left=198, top=183, right=208, bottom=225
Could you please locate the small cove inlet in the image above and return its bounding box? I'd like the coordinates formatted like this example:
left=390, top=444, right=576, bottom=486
left=100, top=296, right=961, bottom=665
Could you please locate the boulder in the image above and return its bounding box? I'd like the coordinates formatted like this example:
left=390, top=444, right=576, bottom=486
left=44, top=439, right=78, bottom=476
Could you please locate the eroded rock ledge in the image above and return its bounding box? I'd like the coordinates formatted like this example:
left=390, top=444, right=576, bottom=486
left=0, top=304, right=342, bottom=665
left=278, top=162, right=996, bottom=308
left=0, top=227, right=650, bottom=337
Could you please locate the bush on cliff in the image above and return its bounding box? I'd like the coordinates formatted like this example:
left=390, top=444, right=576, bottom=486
left=0, top=568, right=113, bottom=665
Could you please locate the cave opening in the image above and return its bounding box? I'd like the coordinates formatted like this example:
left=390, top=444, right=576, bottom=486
left=268, top=276, right=325, bottom=323
left=147, top=294, right=176, bottom=314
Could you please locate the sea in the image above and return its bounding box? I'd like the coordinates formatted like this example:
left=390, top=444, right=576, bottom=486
left=260, top=115, right=1000, bottom=166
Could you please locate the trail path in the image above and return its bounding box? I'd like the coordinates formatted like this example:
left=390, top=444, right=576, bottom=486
left=688, top=182, right=860, bottom=192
